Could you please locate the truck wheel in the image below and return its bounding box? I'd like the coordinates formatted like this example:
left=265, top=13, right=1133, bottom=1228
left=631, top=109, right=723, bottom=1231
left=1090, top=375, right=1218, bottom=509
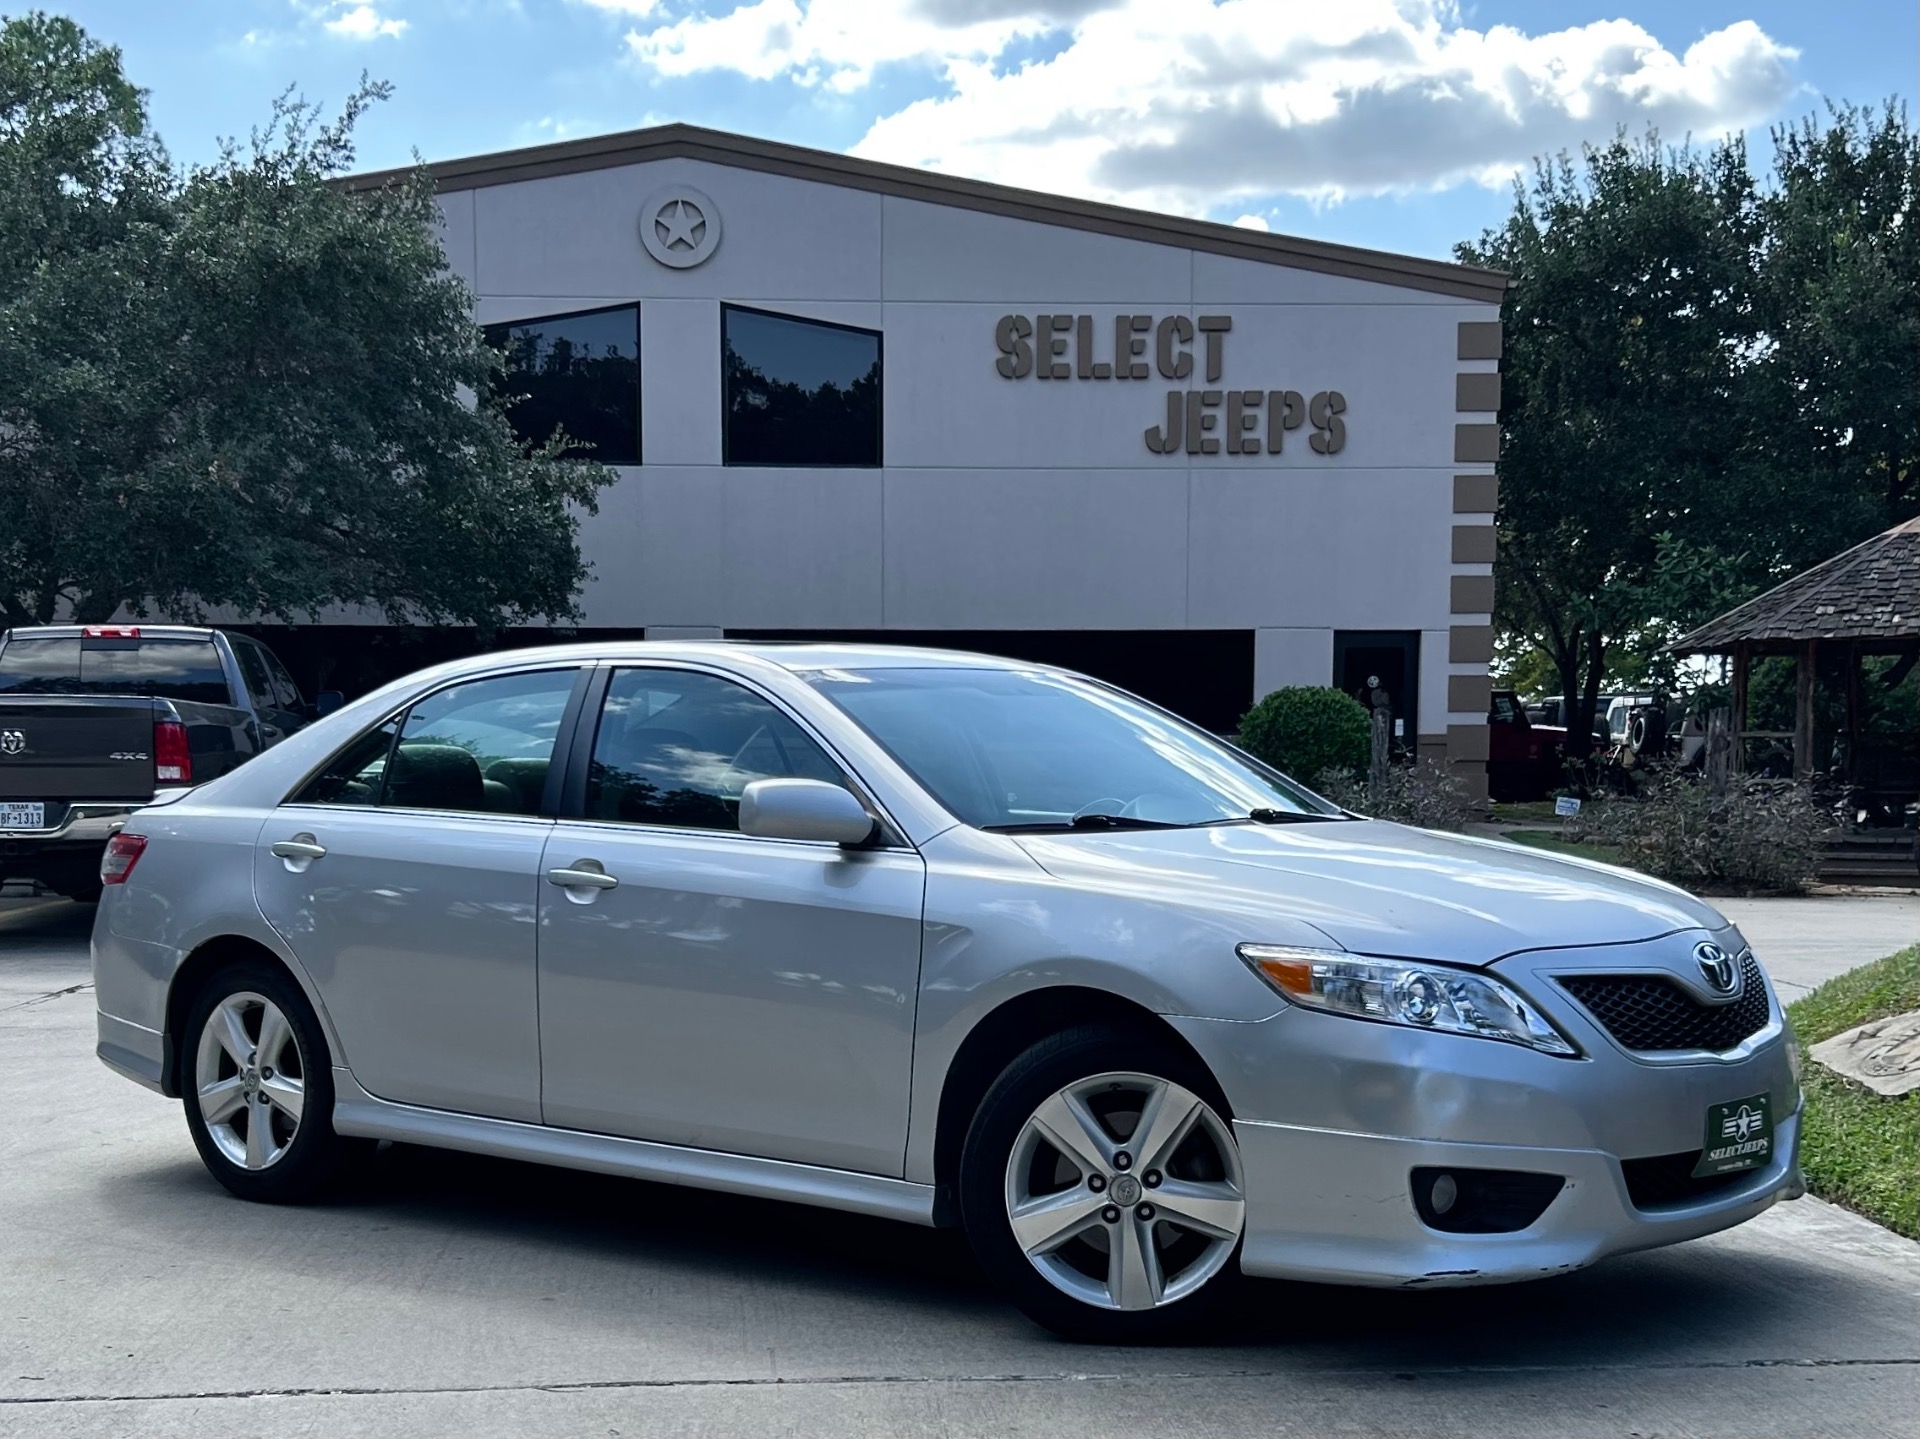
left=959, top=1025, right=1246, bottom=1342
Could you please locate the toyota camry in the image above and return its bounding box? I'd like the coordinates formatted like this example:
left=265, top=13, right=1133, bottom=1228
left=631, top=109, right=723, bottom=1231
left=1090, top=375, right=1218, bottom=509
left=91, top=643, right=1802, bottom=1340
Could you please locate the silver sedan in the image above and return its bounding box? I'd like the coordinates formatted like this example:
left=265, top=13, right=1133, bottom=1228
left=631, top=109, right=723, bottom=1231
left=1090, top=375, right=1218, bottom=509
left=91, top=644, right=1803, bottom=1340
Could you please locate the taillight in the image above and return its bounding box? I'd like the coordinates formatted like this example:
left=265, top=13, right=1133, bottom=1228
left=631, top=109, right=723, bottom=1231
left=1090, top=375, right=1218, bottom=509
left=82, top=625, right=141, bottom=638
left=101, top=832, right=147, bottom=885
left=154, top=720, right=192, bottom=785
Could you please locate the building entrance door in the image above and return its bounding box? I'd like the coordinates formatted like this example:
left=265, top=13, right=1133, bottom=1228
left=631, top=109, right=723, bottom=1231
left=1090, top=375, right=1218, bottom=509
left=1333, top=631, right=1420, bottom=759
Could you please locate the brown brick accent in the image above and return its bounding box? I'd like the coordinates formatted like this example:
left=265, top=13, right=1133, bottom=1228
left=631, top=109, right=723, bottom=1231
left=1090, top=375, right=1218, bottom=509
left=1446, top=722, right=1491, bottom=763
left=1453, top=473, right=1498, bottom=513
left=1455, top=372, right=1502, bottom=412
left=1448, top=674, right=1492, bottom=713
left=1454, top=423, right=1500, bottom=464
left=1417, top=734, right=1449, bottom=768
left=1449, top=625, right=1494, bottom=664
left=1451, top=525, right=1497, bottom=564
left=1457, top=321, right=1502, bottom=360
left=1450, top=574, right=1495, bottom=614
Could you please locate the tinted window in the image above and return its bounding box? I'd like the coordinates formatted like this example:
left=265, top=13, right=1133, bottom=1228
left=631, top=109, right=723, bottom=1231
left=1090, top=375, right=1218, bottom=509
left=803, top=667, right=1338, bottom=830
left=587, top=669, right=846, bottom=832
left=291, top=719, right=399, bottom=806
left=385, top=670, right=577, bottom=816
left=723, top=306, right=881, bottom=467
left=485, top=306, right=640, bottom=465
left=234, top=641, right=277, bottom=713
left=0, top=636, right=230, bottom=704
left=258, top=645, right=304, bottom=710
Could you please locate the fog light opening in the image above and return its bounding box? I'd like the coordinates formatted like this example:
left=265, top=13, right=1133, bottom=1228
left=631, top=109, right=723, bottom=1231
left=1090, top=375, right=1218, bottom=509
left=1429, top=1172, right=1458, bottom=1216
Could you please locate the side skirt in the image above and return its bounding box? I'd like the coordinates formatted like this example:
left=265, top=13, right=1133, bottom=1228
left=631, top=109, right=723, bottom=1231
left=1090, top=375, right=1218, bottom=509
left=330, top=1069, right=940, bottom=1227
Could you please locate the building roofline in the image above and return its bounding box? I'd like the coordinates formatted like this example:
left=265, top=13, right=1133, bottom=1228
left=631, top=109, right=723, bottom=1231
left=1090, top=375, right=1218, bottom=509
left=343, top=122, right=1508, bottom=304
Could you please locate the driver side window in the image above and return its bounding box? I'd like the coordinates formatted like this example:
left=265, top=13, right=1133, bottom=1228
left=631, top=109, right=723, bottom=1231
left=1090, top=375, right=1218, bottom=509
left=586, top=668, right=847, bottom=832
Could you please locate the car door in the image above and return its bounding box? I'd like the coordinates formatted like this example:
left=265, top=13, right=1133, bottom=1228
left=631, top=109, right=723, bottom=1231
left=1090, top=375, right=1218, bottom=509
left=536, top=665, right=926, bottom=1175
left=253, top=665, right=586, bottom=1123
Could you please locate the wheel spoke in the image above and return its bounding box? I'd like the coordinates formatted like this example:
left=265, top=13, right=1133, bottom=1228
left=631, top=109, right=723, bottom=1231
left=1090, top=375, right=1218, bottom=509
left=259, top=1073, right=304, bottom=1124
left=1108, top=1213, right=1164, bottom=1311
left=254, top=1003, right=292, bottom=1071
left=245, top=1103, right=275, bottom=1169
left=1129, top=1081, right=1201, bottom=1174
left=1028, top=1089, right=1114, bottom=1175
left=1007, top=1187, right=1106, bottom=1256
left=1152, top=1177, right=1244, bottom=1241
left=213, top=1000, right=254, bottom=1068
left=199, top=1076, right=247, bottom=1125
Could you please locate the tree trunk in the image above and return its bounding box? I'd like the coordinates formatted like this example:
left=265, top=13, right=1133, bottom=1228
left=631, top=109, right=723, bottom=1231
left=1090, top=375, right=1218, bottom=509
left=1579, top=630, right=1606, bottom=767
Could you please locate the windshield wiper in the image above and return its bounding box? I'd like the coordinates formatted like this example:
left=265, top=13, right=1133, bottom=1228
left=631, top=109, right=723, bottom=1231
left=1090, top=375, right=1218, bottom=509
left=982, top=813, right=1194, bottom=834
left=1244, top=808, right=1347, bottom=824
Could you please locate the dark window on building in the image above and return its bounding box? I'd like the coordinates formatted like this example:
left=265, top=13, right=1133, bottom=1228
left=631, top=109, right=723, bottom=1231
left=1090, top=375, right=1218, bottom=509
left=722, top=305, right=881, bottom=467
left=485, top=305, right=640, bottom=465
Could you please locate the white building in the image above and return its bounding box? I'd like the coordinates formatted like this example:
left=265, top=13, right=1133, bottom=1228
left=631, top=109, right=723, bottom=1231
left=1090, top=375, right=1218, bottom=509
left=357, top=124, right=1504, bottom=790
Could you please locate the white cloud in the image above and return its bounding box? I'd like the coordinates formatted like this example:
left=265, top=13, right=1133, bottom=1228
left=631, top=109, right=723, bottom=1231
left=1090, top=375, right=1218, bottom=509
left=620, top=0, right=1799, bottom=213
left=574, top=0, right=660, bottom=15
left=1232, top=214, right=1271, bottom=231
left=323, top=3, right=408, bottom=40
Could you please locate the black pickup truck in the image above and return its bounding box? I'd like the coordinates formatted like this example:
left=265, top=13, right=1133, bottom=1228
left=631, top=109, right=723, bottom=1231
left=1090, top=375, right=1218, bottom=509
left=0, top=625, right=325, bottom=900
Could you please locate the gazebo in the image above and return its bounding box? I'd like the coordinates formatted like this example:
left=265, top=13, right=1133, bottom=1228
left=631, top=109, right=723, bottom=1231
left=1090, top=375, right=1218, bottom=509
left=1669, top=517, right=1918, bottom=851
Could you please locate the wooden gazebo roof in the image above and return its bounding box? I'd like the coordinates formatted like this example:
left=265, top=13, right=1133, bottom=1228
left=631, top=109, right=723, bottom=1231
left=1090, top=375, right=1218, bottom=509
left=1671, top=516, right=1920, bottom=655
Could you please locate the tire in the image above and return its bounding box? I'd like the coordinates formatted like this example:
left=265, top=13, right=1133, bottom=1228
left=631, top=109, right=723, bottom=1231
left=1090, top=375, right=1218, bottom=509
left=180, top=958, right=352, bottom=1204
left=959, top=1024, right=1246, bottom=1342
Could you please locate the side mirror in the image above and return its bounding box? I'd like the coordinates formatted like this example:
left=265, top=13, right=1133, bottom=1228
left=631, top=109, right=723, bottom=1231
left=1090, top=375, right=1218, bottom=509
left=314, top=690, right=345, bottom=717
left=738, top=778, right=876, bottom=846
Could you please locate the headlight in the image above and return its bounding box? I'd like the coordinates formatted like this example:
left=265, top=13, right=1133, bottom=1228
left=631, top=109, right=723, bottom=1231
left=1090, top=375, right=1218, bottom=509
left=1237, top=944, right=1578, bottom=1056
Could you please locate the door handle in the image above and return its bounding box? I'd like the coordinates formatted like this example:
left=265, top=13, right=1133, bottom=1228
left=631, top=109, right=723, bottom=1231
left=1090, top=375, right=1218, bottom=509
left=547, top=865, right=618, bottom=891
left=271, top=837, right=328, bottom=860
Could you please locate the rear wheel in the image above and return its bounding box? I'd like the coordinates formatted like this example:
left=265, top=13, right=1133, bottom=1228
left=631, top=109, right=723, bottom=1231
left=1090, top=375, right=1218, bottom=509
left=959, top=1025, right=1246, bottom=1342
left=181, top=960, right=351, bottom=1203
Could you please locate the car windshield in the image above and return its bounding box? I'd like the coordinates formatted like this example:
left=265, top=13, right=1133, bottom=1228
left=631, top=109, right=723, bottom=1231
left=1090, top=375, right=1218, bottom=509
left=800, top=666, right=1342, bottom=831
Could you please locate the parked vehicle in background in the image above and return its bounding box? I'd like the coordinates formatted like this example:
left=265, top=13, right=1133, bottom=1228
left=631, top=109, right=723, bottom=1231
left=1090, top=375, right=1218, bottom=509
left=0, top=626, right=323, bottom=899
left=1487, top=689, right=1568, bottom=801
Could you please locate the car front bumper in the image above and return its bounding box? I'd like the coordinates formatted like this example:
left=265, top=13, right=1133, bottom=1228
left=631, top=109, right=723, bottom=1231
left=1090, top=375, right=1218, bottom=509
left=1227, top=1108, right=1801, bottom=1287
left=1169, top=929, right=1804, bottom=1287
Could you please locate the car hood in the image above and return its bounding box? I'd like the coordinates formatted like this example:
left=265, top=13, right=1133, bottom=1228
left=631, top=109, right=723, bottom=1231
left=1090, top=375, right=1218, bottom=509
left=1013, top=820, right=1727, bottom=967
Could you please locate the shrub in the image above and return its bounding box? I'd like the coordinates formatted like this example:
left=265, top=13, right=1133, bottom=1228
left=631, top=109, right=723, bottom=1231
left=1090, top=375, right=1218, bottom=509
left=1313, top=762, right=1476, bottom=833
left=1237, top=686, right=1371, bottom=783
left=1574, top=768, right=1827, bottom=894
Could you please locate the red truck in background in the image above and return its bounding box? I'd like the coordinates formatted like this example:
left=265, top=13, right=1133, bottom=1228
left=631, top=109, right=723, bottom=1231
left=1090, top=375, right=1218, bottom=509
left=1487, top=688, right=1568, bottom=802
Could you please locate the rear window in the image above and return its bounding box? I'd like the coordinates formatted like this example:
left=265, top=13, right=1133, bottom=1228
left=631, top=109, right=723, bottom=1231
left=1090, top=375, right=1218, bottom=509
left=0, top=636, right=232, bottom=705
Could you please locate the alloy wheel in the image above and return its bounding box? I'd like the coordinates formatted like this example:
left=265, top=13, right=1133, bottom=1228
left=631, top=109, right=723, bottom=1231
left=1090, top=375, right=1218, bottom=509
left=1004, top=1071, right=1244, bottom=1312
left=194, top=991, right=305, bottom=1170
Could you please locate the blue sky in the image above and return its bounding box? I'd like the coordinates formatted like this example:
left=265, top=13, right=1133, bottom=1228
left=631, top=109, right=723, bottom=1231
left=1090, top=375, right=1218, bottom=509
left=46, top=0, right=1918, bottom=261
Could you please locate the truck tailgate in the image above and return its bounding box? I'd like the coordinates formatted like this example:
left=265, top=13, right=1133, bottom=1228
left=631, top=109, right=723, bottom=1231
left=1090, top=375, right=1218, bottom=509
left=0, top=697, right=160, bottom=801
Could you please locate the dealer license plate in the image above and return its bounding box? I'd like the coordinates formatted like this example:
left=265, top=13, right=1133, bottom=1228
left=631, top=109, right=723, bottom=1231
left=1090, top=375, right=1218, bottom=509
left=1693, top=1093, right=1774, bottom=1178
left=1, top=802, right=46, bottom=829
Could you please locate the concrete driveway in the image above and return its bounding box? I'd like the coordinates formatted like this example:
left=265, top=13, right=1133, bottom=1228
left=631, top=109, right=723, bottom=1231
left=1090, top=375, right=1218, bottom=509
left=1718, top=893, right=1919, bottom=1000
left=3, top=897, right=1916, bottom=1438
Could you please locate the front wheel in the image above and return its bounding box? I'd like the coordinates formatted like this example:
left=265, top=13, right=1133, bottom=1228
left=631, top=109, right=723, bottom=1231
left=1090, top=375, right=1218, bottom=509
left=959, top=1026, right=1246, bottom=1342
left=180, top=960, right=352, bottom=1203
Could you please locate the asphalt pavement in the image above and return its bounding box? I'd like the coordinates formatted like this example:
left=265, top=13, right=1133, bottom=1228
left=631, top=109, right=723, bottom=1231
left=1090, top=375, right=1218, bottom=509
left=3, top=895, right=1916, bottom=1438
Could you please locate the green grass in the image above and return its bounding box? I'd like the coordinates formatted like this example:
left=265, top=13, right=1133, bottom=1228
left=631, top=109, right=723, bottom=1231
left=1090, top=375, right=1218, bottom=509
left=1490, top=800, right=1567, bottom=823
left=1788, top=945, right=1920, bottom=1238
left=1499, top=828, right=1627, bottom=866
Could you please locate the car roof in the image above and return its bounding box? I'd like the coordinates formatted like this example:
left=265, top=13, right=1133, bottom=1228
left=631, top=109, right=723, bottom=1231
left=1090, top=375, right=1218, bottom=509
left=1, top=625, right=222, bottom=641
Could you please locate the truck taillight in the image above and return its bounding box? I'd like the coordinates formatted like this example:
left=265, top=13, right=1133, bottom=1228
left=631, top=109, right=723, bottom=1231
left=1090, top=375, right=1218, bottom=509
left=101, top=833, right=147, bottom=885
left=154, top=720, right=192, bottom=784
left=81, top=625, right=141, bottom=638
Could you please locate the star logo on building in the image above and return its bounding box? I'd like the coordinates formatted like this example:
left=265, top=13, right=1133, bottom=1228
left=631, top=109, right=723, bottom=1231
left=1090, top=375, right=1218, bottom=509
left=639, top=186, right=722, bottom=269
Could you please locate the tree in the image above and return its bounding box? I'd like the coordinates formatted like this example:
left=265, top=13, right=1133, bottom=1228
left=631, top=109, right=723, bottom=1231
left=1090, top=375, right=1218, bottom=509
left=1456, top=133, right=1762, bottom=759
left=0, top=14, right=613, bottom=629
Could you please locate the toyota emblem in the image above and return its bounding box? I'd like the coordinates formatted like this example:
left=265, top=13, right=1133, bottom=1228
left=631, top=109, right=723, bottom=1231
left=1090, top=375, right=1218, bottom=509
left=1694, top=942, right=1738, bottom=994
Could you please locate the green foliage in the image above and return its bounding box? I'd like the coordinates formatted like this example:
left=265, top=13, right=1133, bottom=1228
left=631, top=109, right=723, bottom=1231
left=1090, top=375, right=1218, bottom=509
left=1573, top=770, right=1827, bottom=893
left=1312, top=761, right=1474, bottom=833
left=1460, top=104, right=1919, bottom=748
left=1789, top=946, right=1919, bottom=1238
left=1236, top=686, right=1370, bottom=784
left=0, top=16, right=615, bottom=628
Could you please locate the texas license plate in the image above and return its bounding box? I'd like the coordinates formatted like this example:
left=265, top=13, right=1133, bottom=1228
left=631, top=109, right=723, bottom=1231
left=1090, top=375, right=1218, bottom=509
left=1694, top=1093, right=1774, bottom=1177
left=1, top=802, right=45, bottom=829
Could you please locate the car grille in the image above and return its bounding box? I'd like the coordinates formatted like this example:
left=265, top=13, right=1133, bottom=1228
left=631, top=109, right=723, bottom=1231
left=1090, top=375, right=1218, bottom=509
left=1621, top=1151, right=1758, bottom=1210
left=1560, top=952, right=1770, bottom=1052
